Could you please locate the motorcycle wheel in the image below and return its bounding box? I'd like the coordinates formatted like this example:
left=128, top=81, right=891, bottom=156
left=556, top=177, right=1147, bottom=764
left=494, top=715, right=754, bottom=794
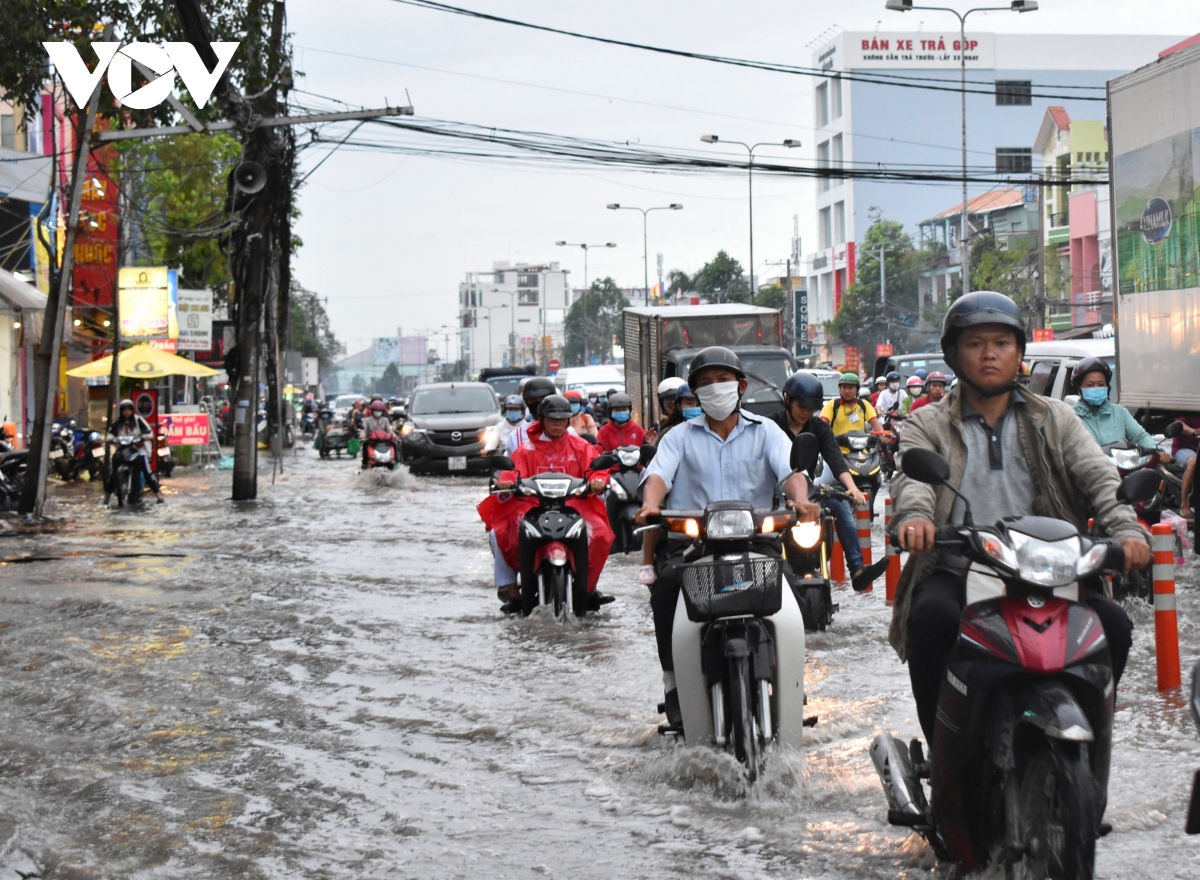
left=128, top=471, right=144, bottom=505
left=1007, top=741, right=1097, bottom=880
left=551, top=566, right=569, bottom=618
left=572, top=568, right=588, bottom=619
left=116, top=469, right=129, bottom=507
left=521, top=563, right=541, bottom=616
left=804, top=585, right=828, bottom=632
left=728, top=654, right=759, bottom=784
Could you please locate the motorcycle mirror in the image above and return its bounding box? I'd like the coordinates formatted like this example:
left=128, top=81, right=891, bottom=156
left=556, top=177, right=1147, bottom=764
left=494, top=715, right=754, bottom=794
left=490, top=454, right=516, bottom=470
left=1116, top=468, right=1160, bottom=505
left=639, top=443, right=658, bottom=467
left=1165, top=420, right=1185, bottom=440
left=790, top=433, right=820, bottom=473
left=901, top=448, right=951, bottom=485
left=590, top=453, right=618, bottom=469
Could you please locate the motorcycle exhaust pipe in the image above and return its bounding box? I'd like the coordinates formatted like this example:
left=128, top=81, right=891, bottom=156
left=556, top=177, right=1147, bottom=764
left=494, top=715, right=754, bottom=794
left=710, top=683, right=726, bottom=746
left=869, top=733, right=927, bottom=822
left=758, top=679, right=772, bottom=742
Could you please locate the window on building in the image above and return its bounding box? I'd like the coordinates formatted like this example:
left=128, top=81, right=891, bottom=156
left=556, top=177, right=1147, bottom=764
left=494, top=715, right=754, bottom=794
left=471, top=290, right=478, bottom=306
left=831, top=75, right=843, bottom=120
left=816, top=82, right=829, bottom=127
left=494, top=271, right=505, bottom=284
left=995, top=80, right=1032, bottom=105
left=818, top=206, right=832, bottom=250
left=833, top=202, right=846, bottom=245
left=996, top=147, right=1032, bottom=175
left=517, top=273, right=539, bottom=288
left=0, top=114, right=14, bottom=149
left=831, top=134, right=844, bottom=186
left=817, top=140, right=830, bottom=192
left=518, top=289, right=539, bottom=305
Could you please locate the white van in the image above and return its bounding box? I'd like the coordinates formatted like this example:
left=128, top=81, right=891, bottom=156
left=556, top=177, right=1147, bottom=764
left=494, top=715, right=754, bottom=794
left=553, top=365, right=625, bottom=397
left=1022, top=338, right=1115, bottom=401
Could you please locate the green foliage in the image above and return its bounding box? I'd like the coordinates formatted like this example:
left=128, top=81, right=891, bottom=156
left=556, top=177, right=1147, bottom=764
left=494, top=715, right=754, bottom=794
left=970, top=234, right=1039, bottom=326
left=350, top=374, right=366, bottom=394
left=373, top=362, right=401, bottom=395
left=754, top=284, right=787, bottom=312
left=666, top=269, right=692, bottom=298
left=563, top=277, right=629, bottom=366
left=692, top=250, right=749, bottom=303
left=288, top=282, right=340, bottom=368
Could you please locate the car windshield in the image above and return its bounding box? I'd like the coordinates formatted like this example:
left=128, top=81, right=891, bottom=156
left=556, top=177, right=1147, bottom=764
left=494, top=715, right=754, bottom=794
left=569, top=382, right=625, bottom=397
left=674, top=352, right=791, bottom=401
left=334, top=396, right=361, bottom=409
left=803, top=372, right=843, bottom=397
left=893, top=357, right=948, bottom=379
left=410, top=387, right=499, bottom=415
left=485, top=376, right=525, bottom=398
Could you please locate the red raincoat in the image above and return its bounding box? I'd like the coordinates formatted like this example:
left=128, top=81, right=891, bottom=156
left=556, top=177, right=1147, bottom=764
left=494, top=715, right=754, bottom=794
left=477, top=423, right=614, bottom=592
left=595, top=419, right=646, bottom=453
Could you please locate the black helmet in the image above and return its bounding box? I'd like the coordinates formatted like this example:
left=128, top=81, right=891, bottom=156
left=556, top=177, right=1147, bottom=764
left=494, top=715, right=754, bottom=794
left=687, top=346, right=745, bottom=383
left=940, top=291, right=1027, bottom=370
left=1071, top=356, right=1112, bottom=393
left=608, top=392, right=633, bottom=409
left=522, top=376, right=557, bottom=406
left=886, top=371, right=901, bottom=383
left=782, top=372, right=824, bottom=410
left=538, top=394, right=573, bottom=420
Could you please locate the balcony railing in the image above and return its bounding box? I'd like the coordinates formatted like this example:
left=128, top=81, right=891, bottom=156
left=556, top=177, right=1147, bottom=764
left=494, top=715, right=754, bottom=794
left=1048, top=211, right=1069, bottom=227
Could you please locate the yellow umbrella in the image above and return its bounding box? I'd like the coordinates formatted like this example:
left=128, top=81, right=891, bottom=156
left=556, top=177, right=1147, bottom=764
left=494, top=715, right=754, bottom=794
left=66, top=343, right=221, bottom=379
left=283, top=384, right=305, bottom=394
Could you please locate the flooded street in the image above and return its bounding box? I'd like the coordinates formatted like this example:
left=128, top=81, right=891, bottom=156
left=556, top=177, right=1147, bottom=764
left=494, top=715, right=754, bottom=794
left=0, top=447, right=1198, bottom=878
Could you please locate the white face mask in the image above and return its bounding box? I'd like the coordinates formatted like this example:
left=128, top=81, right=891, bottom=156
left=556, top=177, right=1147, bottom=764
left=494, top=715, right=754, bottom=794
left=695, top=381, right=740, bottom=420
left=888, top=382, right=899, bottom=391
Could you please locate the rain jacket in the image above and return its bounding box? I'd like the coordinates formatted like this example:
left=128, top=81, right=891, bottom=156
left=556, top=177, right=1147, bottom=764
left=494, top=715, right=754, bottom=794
left=596, top=419, right=646, bottom=452
left=477, top=423, right=614, bottom=592
left=888, top=385, right=1146, bottom=661
left=1072, top=397, right=1158, bottom=452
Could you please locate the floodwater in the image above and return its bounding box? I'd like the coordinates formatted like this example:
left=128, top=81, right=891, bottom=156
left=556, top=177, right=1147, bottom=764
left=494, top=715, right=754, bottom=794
left=0, top=447, right=1197, bottom=878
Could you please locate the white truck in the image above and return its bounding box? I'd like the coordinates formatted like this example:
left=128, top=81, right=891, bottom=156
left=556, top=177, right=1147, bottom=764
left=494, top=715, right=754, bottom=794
left=1108, top=39, right=1200, bottom=417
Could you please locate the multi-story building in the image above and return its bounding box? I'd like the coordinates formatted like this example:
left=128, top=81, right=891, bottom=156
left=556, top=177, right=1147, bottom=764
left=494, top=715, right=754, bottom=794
left=806, top=30, right=1179, bottom=346
left=459, top=261, right=570, bottom=374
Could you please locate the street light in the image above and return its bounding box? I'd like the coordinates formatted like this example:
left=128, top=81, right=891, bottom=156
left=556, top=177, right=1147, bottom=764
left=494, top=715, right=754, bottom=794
left=476, top=302, right=508, bottom=369
left=700, top=135, right=801, bottom=296
left=556, top=241, right=617, bottom=364
left=606, top=203, right=683, bottom=304
left=887, top=0, right=1038, bottom=296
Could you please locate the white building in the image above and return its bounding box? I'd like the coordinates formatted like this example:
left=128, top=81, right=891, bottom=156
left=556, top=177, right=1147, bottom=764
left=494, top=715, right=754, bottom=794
left=805, top=30, right=1181, bottom=350
left=459, top=261, right=570, bottom=374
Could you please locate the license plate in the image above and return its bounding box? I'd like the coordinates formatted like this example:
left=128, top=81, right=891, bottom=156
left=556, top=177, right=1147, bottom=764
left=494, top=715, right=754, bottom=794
left=448, top=456, right=467, bottom=471
left=92, top=448, right=104, bottom=458
left=48, top=449, right=63, bottom=460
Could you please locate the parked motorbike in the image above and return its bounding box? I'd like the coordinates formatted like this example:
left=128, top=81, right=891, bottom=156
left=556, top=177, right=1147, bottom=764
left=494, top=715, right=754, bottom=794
left=870, top=447, right=1158, bottom=878
left=490, top=452, right=610, bottom=619
left=836, top=430, right=882, bottom=519
left=365, top=428, right=397, bottom=470
left=605, top=444, right=655, bottom=554
left=156, top=429, right=175, bottom=478
left=0, top=450, right=27, bottom=510
left=647, top=434, right=818, bottom=783
left=48, top=419, right=78, bottom=479
left=1188, top=662, right=1200, bottom=835
left=783, top=483, right=850, bottom=632
left=109, top=434, right=148, bottom=507
left=1100, top=439, right=1164, bottom=601
left=315, top=410, right=349, bottom=459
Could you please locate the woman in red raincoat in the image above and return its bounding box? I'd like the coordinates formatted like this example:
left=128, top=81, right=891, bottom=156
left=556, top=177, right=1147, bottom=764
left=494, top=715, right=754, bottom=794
left=478, top=395, right=615, bottom=610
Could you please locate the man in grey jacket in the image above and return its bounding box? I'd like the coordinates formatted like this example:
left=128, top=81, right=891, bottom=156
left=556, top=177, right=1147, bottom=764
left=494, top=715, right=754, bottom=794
left=891, top=292, right=1150, bottom=742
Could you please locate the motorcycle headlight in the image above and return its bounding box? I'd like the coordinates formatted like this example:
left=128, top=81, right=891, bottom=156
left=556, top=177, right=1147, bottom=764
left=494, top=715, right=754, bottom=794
left=617, top=448, right=641, bottom=468
left=610, top=480, right=628, bottom=500
left=482, top=427, right=498, bottom=449
left=849, top=436, right=868, bottom=451
left=1008, top=531, right=1081, bottom=587
left=1109, top=448, right=1141, bottom=469
left=790, top=520, right=822, bottom=549
left=1075, top=542, right=1109, bottom=579
left=705, top=509, right=755, bottom=540
left=534, top=478, right=572, bottom=498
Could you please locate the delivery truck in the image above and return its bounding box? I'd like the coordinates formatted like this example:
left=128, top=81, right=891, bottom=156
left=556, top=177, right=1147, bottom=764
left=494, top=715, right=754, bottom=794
left=622, top=304, right=794, bottom=427
left=1108, top=39, right=1200, bottom=417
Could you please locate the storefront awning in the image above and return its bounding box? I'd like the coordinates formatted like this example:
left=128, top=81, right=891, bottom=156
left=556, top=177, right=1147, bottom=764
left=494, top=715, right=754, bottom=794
left=0, top=266, right=47, bottom=311
left=0, top=147, right=52, bottom=204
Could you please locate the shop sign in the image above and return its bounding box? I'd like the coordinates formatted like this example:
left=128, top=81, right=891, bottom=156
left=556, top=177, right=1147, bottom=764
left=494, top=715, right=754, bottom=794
left=119, top=267, right=170, bottom=339
left=176, top=288, right=213, bottom=351
left=842, top=31, right=995, bottom=69
left=161, top=413, right=210, bottom=446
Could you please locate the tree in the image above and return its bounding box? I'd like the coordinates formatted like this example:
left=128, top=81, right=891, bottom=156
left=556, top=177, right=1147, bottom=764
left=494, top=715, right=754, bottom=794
left=970, top=234, right=1039, bottom=329
left=755, top=284, right=787, bottom=312
left=563, top=277, right=629, bottom=366
left=692, top=250, right=750, bottom=303
left=375, top=362, right=401, bottom=395
left=350, top=374, right=366, bottom=394
left=666, top=269, right=692, bottom=299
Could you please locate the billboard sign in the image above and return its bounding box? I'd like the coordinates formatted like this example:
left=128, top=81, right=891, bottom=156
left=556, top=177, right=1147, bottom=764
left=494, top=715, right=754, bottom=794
left=161, top=413, right=210, bottom=446
left=118, top=267, right=170, bottom=339
left=176, top=288, right=213, bottom=351
left=839, top=32, right=994, bottom=69
left=73, top=162, right=119, bottom=308
left=793, top=287, right=811, bottom=355
left=374, top=337, right=399, bottom=364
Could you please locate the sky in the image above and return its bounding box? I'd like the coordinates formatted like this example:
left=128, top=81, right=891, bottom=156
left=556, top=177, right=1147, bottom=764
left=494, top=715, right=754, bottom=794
left=284, top=0, right=1198, bottom=358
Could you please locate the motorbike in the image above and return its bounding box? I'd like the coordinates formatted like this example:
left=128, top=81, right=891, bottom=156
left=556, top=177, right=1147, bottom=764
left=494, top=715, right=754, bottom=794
left=870, top=447, right=1158, bottom=879
left=48, top=419, right=78, bottom=479
left=879, top=412, right=904, bottom=480
left=0, top=449, right=27, bottom=510
left=836, top=430, right=882, bottom=520
left=300, top=410, right=318, bottom=438
left=783, top=482, right=850, bottom=632
left=156, top=429, right=175, bottom=478
left=1188, top=662, right=1200, bottom=835
left=490, top=452, right=610, bottom=619
left=646, top=433, right=818, bottom=783
left=315, top=410, right=349, bottom=458
left=1099, top=439, right=1164, bottom=601
left=109, top=434, right=149, bottom=507
left=364, top=428, right=397, bottom=470
left=1160, top=420, right=1189, bottom=513
left=605, top=444, right=655, bottom=554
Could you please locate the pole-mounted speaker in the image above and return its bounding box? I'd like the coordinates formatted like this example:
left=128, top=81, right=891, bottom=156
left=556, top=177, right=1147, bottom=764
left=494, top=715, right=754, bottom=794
left=232, top=161, right=267, bottom=194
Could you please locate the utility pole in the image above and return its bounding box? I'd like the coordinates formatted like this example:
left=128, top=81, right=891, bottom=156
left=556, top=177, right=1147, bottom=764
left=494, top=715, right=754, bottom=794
left=19, top=30, right=106, bottom=517
left=556, top=241, right=615, bottom=364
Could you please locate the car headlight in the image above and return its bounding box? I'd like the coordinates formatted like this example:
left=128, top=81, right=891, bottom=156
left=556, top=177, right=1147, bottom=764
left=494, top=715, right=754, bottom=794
left=1008, top=531, right=1081, bottom=587
left=617, top=448, right=640, bottom=468
left=706, top=508, right=755, bottom=540
left=535, top=478, right=572, bottom=498
left=610, top=480, right=628, bottom=500
left=791, top=520, right=822, bottom=549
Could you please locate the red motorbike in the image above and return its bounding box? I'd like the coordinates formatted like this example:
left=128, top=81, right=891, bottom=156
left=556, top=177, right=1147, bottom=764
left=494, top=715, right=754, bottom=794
left=364, top=428, right=397, bottom=470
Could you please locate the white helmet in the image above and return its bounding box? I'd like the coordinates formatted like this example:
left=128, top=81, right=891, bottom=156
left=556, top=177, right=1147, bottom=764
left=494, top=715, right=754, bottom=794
left=657, top=377, right=686, bottom=398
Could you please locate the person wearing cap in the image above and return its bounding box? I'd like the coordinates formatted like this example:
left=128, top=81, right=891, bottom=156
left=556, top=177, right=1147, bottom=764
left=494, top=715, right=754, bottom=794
left=869, top=376, right=888, bottom=407
left=635, top=346, right=820, bottom=730
left=820, top=372, right=882, bottom=435
left=478, top=394, right=615, bottom=613
left=105, top=398, right=164, bottom=505
left=906, top=372, right=948, bottom=414
left=494, top=394, right=526, bottom=449
left=890, top=291, right=1148, bottom=745
left=656, top=377, right=686, bottom=434
left=564, top=389, right=597, bottom=441
left=875, top=371, right=905, bottom=414
left=595, top=392, right=646, bottom=452
left=897, top=375, right=926, bottom=416
left=1071, top=356, right=1167, bottom=462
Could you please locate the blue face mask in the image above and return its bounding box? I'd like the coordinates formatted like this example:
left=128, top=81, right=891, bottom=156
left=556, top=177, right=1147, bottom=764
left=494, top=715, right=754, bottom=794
left=682, top=407, right=703, bottom=420
left=570, top=403, right=581, bottom=415
left=505, top=410, right=523, bottom=423
left=1081, top=387, right=1109, bottom=406
left=611, top=410, right=631, bottom=424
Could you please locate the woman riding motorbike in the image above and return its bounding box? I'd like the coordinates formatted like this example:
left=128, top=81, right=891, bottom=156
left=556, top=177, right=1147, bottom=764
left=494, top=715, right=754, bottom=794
left=360, top=399, right=394, bottom=468
left=104, top=399, right=164, bottom=505
left=1071, top=357, right=1168, bottom=463
left=565, top=389, right=597, bottom=442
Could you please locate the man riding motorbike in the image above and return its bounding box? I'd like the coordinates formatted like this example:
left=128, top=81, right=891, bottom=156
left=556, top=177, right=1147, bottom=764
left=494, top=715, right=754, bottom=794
left=360, top=399, right=395, bottom=468
left=875, top=371, right=905, bottom=415
left=506, top=377, right=560, bottom=452
left=656, top=377, right=686, bottom=432
left=478, top=394, right=615, bottom=613
left=820, top=373, right=883, bottom=435
left=1072, top=357, right=1169, bottom=464
left=773, top=372, right=889, bottom=591
left=495, top=394, right=526, bottom=450
left=565, top=390, right=597, bottom=441
left=596, top=392, right=646, bottom=452
left=104, top=398, right=164, bottom=505
left=906, top=372, right=947, bottom=414
left=891, top=291, right=1148, bottom=746
left=635, top=346, right=820, bottom=729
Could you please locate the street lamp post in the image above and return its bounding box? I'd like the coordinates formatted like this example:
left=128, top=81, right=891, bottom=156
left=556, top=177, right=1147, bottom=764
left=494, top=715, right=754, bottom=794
left=606, top=203, right=682, bottom=304
left=555, top=241, right=616, bottom=365
left=886, top=0, right=1038, bottom=297
left=701, top=136, right=801, bottom=296
left=475, top=302, right=508, bottom=369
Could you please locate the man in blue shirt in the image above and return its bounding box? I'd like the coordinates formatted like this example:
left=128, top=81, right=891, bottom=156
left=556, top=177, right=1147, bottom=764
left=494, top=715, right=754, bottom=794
left=636, top=347, right=819, bottom=729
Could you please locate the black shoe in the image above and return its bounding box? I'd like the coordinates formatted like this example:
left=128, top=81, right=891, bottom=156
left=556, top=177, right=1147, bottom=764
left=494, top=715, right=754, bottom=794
left=852, top=558, right=890, bottom=592
left=1098, top=821, right=1113, bottom=838
left=658, top=688, right=683, bottom=731
left=499, top=598, right=522, bottom=615
left=586, top=591, right=615, bottom=611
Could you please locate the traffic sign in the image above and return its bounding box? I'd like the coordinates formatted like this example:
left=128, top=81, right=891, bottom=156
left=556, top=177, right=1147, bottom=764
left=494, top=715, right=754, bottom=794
left=548, top=358, right=561, bottom=374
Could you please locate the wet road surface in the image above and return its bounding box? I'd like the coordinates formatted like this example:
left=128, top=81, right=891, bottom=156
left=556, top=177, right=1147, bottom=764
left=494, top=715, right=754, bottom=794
left=0, top=447, right=1197, bottom=878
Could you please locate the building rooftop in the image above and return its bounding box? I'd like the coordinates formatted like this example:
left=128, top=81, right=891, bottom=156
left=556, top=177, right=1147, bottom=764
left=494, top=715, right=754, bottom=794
left=922, top=188, right=1029, bottom=224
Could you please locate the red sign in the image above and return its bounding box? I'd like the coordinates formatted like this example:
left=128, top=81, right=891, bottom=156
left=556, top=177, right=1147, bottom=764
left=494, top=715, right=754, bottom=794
left=1032, top=328, right=1055, bottom=342
left=72, top=156, right=119, bottom=309
left=149, top=339, right=178, bottom=353
left=548, top=358, right=561, bottom=373
left=161, top=413, right=210, bottom=446
left=844, top=345, right=861, bottom=374
left=875, top=343, right=894, bottom=357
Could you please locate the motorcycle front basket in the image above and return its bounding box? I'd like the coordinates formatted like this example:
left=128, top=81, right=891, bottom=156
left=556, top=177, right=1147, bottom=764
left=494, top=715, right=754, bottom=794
left=679, top=553, right=783, bottom=622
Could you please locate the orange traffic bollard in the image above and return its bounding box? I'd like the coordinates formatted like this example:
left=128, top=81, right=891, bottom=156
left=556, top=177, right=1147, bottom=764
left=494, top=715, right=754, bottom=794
left=1151, top=523, right=1181, bottom=692
left=884, top=496, right=900, bottom=604
left=857, top=501, right=873, bottom=591
left=830, top=529, right=845, bottom=582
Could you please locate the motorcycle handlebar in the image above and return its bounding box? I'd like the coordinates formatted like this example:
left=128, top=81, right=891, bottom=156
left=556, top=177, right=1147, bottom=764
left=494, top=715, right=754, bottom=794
left=888, top=524, right=965, bottom=550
